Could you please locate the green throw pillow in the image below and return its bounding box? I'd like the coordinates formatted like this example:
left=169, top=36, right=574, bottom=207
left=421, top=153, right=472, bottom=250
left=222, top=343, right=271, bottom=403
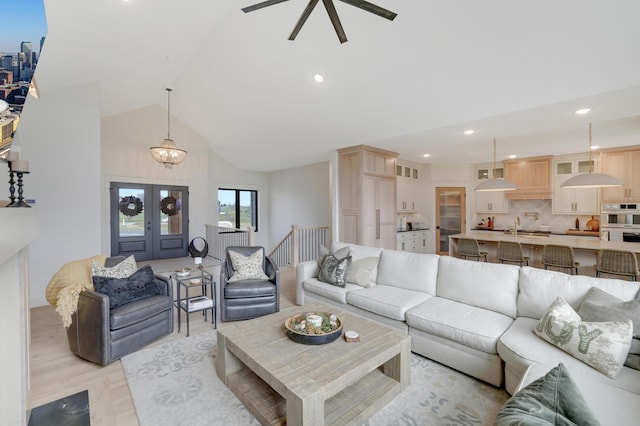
left=578, top=287, right=640, bottom=370
left=534, top=296, right=632, bottom=379
left=494, top=363, right=600, bottom=426
left=317, top=253, right=351, bottom=288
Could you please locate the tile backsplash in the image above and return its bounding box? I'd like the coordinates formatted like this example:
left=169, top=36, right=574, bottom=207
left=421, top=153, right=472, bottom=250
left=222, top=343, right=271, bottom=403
left=474, top=200, right=599, bottom=232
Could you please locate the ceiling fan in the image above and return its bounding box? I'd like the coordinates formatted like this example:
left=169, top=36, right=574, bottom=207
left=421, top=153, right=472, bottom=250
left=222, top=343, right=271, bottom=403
left=242, top=0, right=397, bottom=44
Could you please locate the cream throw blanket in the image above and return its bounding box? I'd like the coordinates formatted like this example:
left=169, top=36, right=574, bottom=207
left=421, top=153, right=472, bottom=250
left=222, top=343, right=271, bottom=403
left=46, top=255, right=106, bottom=328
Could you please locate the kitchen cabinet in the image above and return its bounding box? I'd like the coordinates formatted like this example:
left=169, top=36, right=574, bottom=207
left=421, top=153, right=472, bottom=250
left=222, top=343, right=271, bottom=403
left=397, top=230, right=429, bottom=253
left=338, top=145, right=398, bottom=249
left=396, top=160, right=421, bottom=212
left=552, top=155, right=599, bottom=214
left=474, top=163, right=508, bottom=213
left=505, top=156, right=552, bottom=199
left=600, top=147, right=640, bottom=202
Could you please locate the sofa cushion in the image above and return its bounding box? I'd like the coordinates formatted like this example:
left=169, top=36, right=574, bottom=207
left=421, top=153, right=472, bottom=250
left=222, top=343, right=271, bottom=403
left=494, top=363, right=599, bottom=426
left=317, top=253, right=352, bottom=287
left=228, top=248, right=270, bottom=282
left=332, top=242, right=383, bottom=282
left=436, top=256, right=519, bottom=318
left=110, top=294, right=172, bottom=330
left=498, top=317, right=640, bottom=395
left=346, top=285, right=432, bottom=321
left=517, top=266, right=640, bottom=320
left=224, top=280, right=276, bottom=298
left=578, top=287, right=640, bottom=370
left=376, top=250, right=439, bottom=294
left=533, top=296, right=632, bottom=379
left=93, top=265, right=161, bottom=309
left=345, top=255, right=378, bottom=288
left=406, top=297, right=514, bottom=354
left=303, top=278, right=363, bottom=304
left=92, top=254, right=137, bottom=278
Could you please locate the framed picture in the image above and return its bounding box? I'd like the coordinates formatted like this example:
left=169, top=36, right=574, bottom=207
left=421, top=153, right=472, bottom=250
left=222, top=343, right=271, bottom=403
left=413, top=168, right=418, bottom=179
left=396, top=165, right=402, bottom=176
left=405, top=167, right=410, bottom=177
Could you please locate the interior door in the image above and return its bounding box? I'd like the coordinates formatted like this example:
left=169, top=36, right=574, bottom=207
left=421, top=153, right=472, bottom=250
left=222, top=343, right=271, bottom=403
left=435, top=187, right=466, bottom=255
left=110, top=182, right=189, bottom=261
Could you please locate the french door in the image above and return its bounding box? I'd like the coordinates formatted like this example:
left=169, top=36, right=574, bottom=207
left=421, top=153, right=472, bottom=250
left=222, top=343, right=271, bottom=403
left=435, top=187, right=466, bottom=255
left=110, top=182, right=189, bottom=261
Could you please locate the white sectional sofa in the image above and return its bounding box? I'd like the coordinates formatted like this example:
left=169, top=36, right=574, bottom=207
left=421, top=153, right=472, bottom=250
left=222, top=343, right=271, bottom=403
left=296, top=242, right=640, bottom=423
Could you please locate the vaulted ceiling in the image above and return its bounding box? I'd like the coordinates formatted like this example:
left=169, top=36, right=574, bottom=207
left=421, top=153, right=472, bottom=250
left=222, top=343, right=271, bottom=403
left=36, top=0, right=640, bottom=171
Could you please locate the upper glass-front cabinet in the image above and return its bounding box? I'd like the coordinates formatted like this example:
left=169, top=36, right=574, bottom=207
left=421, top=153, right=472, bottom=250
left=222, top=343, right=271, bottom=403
left=555, top=159, right=596, bottom=176
left=477, top=166, right=504, bottom=180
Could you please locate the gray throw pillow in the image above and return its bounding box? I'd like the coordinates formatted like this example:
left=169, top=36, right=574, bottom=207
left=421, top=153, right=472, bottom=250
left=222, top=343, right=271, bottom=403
left=578, top=287, right=640, bottom=368
left=494, top=363, right=599, bottom=426
left=317, top=253, right=352, bottom=288
left=317, top=244, right=350, bottom=269
left=93, top=264, right=160, bottom=309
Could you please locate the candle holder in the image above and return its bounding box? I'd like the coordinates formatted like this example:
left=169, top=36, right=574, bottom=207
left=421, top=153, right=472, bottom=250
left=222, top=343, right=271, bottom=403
left=7, top=163, right=16, bottom=206
left=6, top=171, right=31, bottom=208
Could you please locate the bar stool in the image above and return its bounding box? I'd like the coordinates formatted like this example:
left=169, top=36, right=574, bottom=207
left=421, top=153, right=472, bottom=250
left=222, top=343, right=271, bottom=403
left=458, top=238, right=488, bottom=262
left=595, top=249, right=640, bottom=281
left=542, top=244, right=579, bottom=275
left=497, top=241, right=529, bottom=266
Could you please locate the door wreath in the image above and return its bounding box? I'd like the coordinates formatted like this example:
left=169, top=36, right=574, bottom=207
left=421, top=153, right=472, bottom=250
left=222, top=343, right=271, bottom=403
left=160, top=195, right=180, bottom=216
left=119, top=196, right=143, bottom=217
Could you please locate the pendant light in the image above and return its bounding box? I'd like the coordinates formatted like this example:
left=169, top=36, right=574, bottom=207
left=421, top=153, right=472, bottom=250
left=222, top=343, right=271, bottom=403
left=475, top=138, right=518, bottom=191
left=150, top=88, right=187, bottom=168
left=560, top=123, right=623, bottom=188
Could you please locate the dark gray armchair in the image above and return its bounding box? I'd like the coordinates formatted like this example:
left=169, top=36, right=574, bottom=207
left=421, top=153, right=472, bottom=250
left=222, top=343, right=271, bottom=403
left=220, top=246, right=280, bottom=321
left=66, top=258, right=173, bottom=365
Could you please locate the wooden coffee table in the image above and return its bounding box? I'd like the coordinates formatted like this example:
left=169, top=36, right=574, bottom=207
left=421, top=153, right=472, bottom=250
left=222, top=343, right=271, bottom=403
left=216, top=302, right=411, bottom=425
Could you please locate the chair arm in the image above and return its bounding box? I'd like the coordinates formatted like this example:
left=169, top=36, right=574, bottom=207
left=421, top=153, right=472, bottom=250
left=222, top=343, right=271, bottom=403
left=296, top=260, right=318, bottom=305
left=265, top=256, right=279, bottom=282
left=66, top=290, right=111, bottom=365
left=155, top=274, right=173, bottom=299
left=220, top=262, right=230, bottom=288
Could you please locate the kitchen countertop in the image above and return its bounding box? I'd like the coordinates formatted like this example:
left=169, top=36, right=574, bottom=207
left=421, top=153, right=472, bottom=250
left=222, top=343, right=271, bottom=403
left=397, top=227, right=430, bottom=233
left=450, top=230, right=640, bottom=253
left=473, top=227, right=599, bottom=237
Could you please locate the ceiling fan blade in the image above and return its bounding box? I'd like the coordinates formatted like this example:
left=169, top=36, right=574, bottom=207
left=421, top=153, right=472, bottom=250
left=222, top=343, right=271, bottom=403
left=242, top=0, right=291, bottom=13
left=322, top=0, right=348, bottom=43
left=289, top=0, right=320, bottom=40
left=337, top=0, right=397, bottom=21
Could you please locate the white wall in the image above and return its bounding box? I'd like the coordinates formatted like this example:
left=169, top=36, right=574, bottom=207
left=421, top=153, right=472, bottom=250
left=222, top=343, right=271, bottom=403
left=16, top=83, right=103, bottom=307
left=101, top=104, right=209, bottom=250
left=208, top=149, right=270, bottom=249
left=267, top=161, right=331, bottom=245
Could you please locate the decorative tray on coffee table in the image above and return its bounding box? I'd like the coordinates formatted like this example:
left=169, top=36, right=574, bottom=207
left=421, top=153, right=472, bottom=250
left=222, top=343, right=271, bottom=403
left=284, top=312, right=343, bottom=345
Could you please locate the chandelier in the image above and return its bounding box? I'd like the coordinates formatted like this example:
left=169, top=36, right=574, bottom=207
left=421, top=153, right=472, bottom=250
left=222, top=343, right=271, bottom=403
left=150, top=88, right=187, bottom=168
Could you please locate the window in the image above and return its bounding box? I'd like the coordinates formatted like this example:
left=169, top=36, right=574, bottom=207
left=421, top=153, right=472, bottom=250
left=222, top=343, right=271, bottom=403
left=218, top=188, right=258, bottom=231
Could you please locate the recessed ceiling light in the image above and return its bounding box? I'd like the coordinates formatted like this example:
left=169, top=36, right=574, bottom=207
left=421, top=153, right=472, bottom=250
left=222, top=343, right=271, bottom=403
left=423, top=154, right=431, bottom=158
left=509, top=154, right=517, bottom=159
left=314, top=74, right=324, bottom=83
left=463, top=129, right=474, bottom=135
left=574, top=108, right=591, bottom=115
left=590, top=145, right=600, bottom=150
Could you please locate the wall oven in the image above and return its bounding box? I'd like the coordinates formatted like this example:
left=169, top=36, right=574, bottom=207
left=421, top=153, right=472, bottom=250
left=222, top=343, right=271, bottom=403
left=601, top=203, right=640, bottom=242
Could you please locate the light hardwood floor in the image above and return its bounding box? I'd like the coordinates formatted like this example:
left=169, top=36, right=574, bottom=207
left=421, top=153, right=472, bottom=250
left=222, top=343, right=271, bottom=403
left=28, top=265, right=297, bottom=425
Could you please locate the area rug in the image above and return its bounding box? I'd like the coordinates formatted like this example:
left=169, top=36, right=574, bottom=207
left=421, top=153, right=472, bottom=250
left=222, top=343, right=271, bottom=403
left=122, top=331, right=509, bottom=425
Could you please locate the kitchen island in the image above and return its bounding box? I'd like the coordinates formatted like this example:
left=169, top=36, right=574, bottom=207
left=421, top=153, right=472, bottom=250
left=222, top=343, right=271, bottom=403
left=449, top=230, right=640, bottom=277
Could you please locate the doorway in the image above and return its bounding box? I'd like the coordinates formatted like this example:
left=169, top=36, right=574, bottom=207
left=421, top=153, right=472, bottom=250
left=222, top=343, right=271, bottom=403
left=110, top=182, right=189, bottom=261
left=435, top=187, right=466, bottom=255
